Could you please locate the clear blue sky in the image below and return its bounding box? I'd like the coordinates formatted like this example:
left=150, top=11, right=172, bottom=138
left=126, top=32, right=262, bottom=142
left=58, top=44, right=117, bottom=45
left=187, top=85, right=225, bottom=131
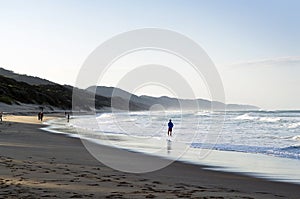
left=0, top=0, right=299, bottom=109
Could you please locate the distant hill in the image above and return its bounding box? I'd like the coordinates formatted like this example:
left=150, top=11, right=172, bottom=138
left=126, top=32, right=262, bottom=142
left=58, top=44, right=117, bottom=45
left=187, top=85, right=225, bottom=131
left=87, top=86, right=259, bottom=110
left=0, top=68, right=259, bottom=111
left=0, top=68, right=55, bottom=85
left=0, top=74, right=146, bottom=111
left=0, top=75, right=72, bottom=109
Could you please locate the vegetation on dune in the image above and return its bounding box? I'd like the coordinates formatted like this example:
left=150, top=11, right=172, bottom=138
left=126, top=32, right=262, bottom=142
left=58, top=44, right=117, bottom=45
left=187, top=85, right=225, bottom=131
left=0, top=75, right=146, bottom=111
left=0, top=67, right=55, bottom=85
left=0, top=75, right=72, bottom=109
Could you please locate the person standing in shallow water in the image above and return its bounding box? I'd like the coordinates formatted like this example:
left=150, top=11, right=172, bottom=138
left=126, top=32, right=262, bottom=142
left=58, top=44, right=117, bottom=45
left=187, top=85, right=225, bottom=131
left=168, top=119, right=174, bottom=136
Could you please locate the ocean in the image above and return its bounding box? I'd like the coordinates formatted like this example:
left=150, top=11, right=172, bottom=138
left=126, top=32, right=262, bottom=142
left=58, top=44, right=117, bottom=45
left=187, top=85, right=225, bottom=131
left=43, top=110, right=300, bottom=184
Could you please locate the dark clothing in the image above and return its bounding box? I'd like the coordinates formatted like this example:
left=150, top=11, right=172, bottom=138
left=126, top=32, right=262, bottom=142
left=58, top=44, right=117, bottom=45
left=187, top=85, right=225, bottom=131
left=168, top=121, right=173, bottom=129
left=167, top=121, right=173, bottom=136
left=40, top=112, right=44, bottom=121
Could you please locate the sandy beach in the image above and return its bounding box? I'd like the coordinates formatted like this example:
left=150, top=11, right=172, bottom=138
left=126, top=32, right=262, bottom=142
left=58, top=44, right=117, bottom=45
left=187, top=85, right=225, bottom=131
left=0, top=115, right=299, bottom=198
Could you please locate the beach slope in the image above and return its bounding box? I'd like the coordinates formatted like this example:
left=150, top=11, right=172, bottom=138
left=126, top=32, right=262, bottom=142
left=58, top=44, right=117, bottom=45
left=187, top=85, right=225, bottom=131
left=0, top=116, right=299, bottom=198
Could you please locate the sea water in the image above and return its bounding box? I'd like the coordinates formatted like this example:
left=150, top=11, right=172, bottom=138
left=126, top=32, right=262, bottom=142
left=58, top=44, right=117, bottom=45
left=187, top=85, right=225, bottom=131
left=44, top=110, right=300, bottom=184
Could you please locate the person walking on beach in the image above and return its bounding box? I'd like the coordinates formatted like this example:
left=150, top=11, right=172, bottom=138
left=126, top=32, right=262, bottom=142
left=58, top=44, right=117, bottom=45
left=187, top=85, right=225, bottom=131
left=0, top=112, right=3, bottom=122
left=67, top=113, right=70, bottom=122
left=38, top=112, right=41, bottom=121
left=40, top=112, right=44, bottom=121
left=168, top=119, right=174, bottom=136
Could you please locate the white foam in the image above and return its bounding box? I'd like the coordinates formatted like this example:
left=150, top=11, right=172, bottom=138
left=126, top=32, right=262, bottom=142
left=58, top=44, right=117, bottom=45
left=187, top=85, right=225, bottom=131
left=288, top=122, right=300, bottom=129
left=97, top=113, right=115, bottom=119
left=235, top=113, right=281, bottom=123
left=292, top=135, right=300, bottom=141
left=259, top=117, right=281, bottom=122
left=195, top=111, right=211, bottom=116
left=235, top=113, right=257, bottom=120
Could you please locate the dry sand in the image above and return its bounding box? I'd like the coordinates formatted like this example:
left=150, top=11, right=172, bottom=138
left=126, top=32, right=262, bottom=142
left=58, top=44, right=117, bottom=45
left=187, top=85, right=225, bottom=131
left=0, top=115, right=299, bottom=198
left=2, top=115, right=57, bottom=124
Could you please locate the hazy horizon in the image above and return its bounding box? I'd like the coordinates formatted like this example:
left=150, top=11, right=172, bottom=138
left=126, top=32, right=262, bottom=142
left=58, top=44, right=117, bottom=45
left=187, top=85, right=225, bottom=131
left=1, top=0, right=299, bottom=110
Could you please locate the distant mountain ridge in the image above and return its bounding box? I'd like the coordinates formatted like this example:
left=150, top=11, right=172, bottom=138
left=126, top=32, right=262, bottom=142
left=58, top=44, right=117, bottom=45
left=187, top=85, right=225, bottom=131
left=0, top=67, right=259, bottom=111
left=87, top=86, right=259, bottom=110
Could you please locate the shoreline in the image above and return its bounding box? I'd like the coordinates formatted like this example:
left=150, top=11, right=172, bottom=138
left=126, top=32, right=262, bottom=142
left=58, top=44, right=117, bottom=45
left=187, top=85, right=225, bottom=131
left=0, top=116, right=300, bottom=198
left=45, top=115, right=300, bottom=185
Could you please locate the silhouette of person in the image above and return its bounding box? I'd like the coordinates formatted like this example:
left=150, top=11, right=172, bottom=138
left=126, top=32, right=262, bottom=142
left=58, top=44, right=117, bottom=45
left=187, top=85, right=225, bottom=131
left=67, top=113, right=70, bottom=122
left=38, top=112, right=41, bottom=120
left=0, top=112, right=3, bottom=122
left=40, top=112, right=44, bottom=121
left=168, top=119, right=174, bottom=136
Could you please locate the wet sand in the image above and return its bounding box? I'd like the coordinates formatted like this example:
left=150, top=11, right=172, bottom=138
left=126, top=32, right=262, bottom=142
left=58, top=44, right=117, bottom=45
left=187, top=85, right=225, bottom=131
left=0, top=116, right=299, bottom=198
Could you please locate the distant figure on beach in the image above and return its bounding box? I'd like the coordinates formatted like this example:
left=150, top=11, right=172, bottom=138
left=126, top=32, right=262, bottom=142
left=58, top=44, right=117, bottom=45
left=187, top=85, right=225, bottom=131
left=0, top=112, right=3, bottom=122
left=67, top=113, right=70, bottom=122
left=168, top=119, right=173, bottom=136
left=40, top=112, right=44, bottom=121
left=38, top=112, right=41, bottom=120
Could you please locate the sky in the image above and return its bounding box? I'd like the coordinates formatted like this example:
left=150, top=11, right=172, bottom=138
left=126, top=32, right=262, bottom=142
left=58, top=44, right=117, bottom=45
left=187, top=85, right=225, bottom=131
left=0, top=0, right=299, bottom=110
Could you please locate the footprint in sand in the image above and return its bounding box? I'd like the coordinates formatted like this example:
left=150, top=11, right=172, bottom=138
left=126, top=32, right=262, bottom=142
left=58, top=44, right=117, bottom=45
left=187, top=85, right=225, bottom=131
left=152, top=181, right=161, bottom=184
left=117, top=181, right=132, bottom=187
left=145, top=194, right=156, bottom=198
left=105, top=193, right=123, bottom=199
